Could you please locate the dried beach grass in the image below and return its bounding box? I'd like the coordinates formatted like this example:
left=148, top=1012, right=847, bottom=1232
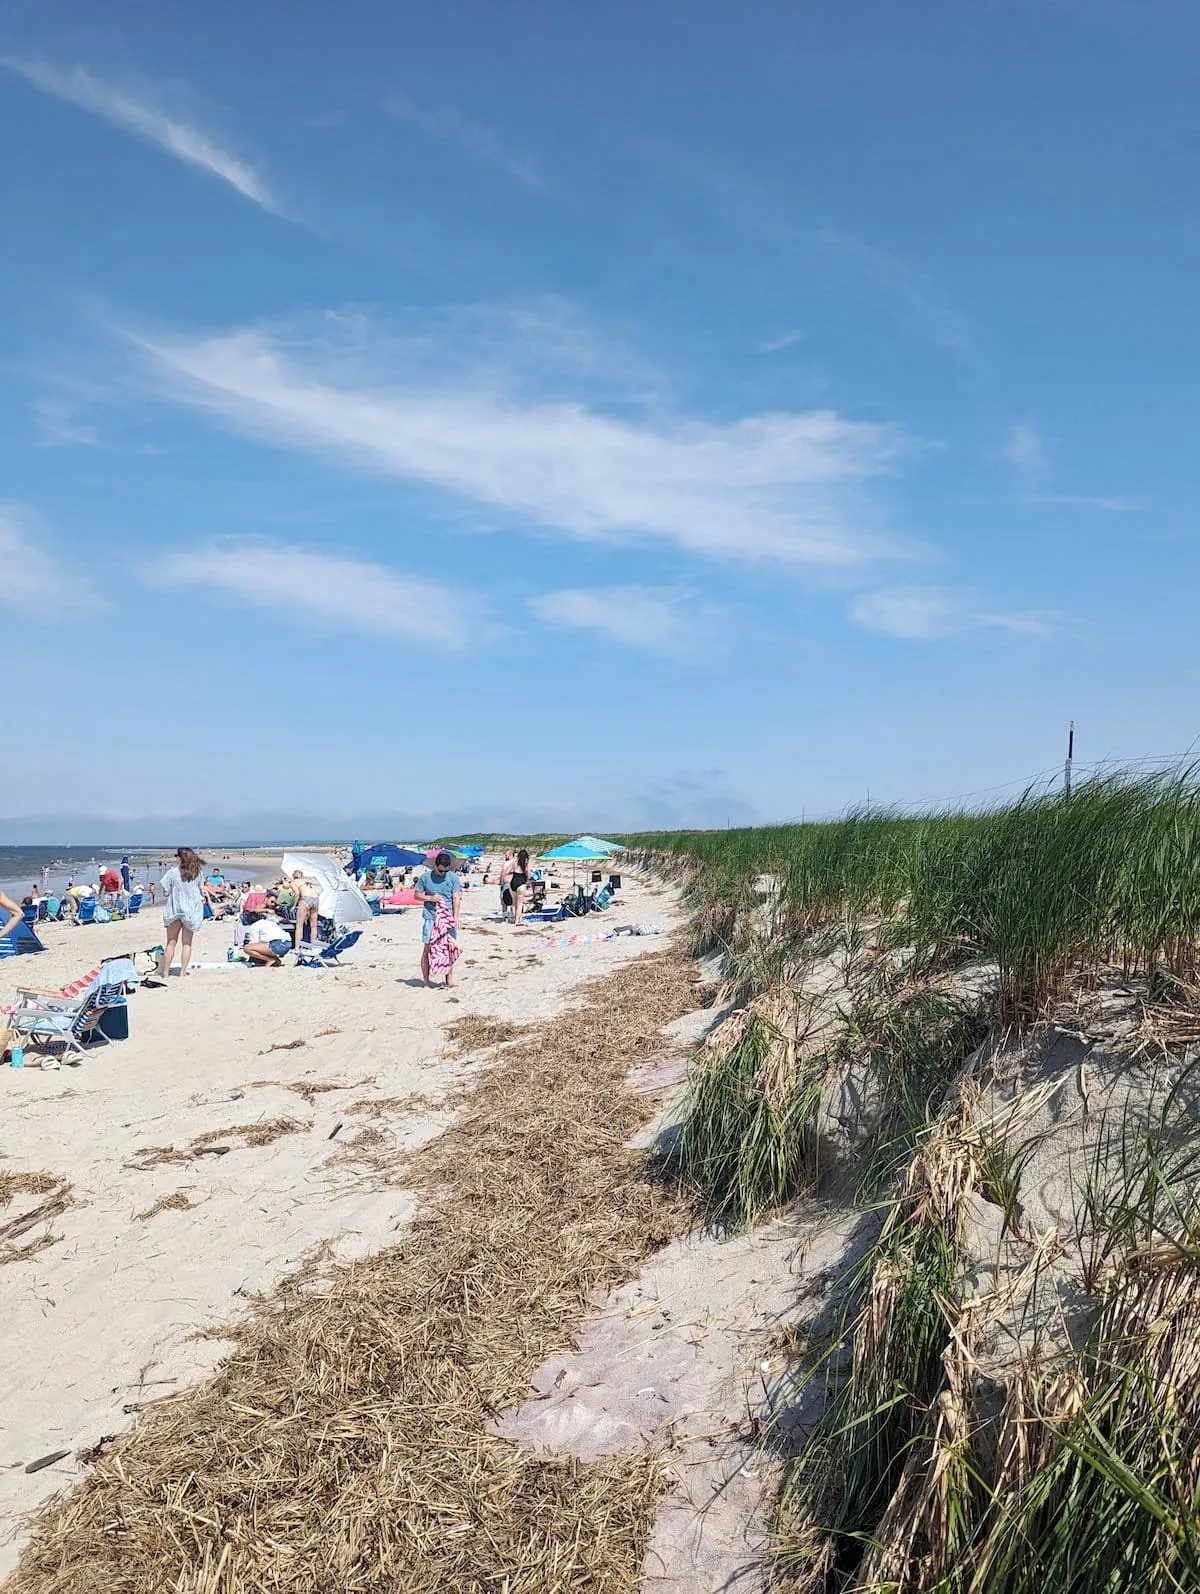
left=134, top=1192, right=194, bottom=1223
left=442, top=1013, right=532, bottom=1054
left=9, top=948, right=701, bottom=1594
left=0, top=1169, right=61, bottom=1205
left=345, top=1093, right=434, bottom=1118
left=131, top=1118, right=308, bottom=1169
left=0, top=1172, right=73, bottom=1265
left=192, top=1117, right=306, bottom=1151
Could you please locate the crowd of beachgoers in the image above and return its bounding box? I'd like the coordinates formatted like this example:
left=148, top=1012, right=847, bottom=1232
left=2, top=840, right=622, bottom=1002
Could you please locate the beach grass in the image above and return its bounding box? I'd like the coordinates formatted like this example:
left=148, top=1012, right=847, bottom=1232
left=627, top=764, right=1200, bottom=1017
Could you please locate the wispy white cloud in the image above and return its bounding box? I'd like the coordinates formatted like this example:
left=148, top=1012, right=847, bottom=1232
left=1, top=58, right=279, bottom=211
left=0, top=509, right=91, bottom=612
left=148, top=540, right=475, bottom=646
left=529, top=585, right=709, bottom=652
left=384, top=90, right=550, bottom=192
left=1003, top=421, right=1050, bottom=481
left=1020, top=492, right=1134, bottom=511
left=849, top=585, right=1062, bottom=641
left=31, top=397, right=102, bottom=448
left=814, top=229, right=974, bottom=356
left=135, top=323, right=911, bottom=568
left=757, top=330, right=806, bottom=354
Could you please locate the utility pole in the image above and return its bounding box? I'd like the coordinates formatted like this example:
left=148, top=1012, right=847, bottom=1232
left=1064, top=720, right=1075, bottom=798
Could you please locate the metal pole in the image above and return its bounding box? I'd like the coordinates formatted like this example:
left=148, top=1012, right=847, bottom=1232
left=1064, top=720, right=1075, bottom=798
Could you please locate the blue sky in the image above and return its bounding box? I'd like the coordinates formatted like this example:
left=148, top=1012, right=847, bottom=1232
left=3, top=0, right=1199, bottom=839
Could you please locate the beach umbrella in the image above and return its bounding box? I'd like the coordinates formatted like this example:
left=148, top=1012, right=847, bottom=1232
left=541, top=841, right=615, bottom=861
left=282, top=851, right=373, bottom=924
left=540, top=839, right=616, bottom=885
left=572, top=835, right=624, bottom=854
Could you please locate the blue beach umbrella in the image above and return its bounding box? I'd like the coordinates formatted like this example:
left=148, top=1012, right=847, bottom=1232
left=541, top=840, right=616, bottom=860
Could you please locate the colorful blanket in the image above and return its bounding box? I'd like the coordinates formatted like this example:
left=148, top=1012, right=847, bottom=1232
left=427, top=902, right=462, bottom=979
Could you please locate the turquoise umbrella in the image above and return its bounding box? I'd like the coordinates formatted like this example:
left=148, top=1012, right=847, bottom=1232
left=540, top=841, right=614, bottom=860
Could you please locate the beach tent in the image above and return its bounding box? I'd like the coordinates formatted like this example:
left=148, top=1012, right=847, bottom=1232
left=282, top=851, right=373, bottom=924
left=352, top=842, right=427, bottom=873
left=0, top=919, right=46, bottom=959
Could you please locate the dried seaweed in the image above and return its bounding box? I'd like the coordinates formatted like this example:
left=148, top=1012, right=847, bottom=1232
left=9, top=950, right=700, bottom=1593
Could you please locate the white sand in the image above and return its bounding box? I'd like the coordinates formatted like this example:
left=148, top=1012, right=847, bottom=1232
left=0, top=865, right=679, bottom=1577
left=495, top=991, right=864, bottom=1594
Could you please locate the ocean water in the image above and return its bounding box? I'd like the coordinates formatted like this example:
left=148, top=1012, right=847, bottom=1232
left=0, top=846, right=271, bottom=901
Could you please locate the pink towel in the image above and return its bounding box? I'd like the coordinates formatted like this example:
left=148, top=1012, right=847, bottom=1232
left=426, top=901, right=461, bottom=979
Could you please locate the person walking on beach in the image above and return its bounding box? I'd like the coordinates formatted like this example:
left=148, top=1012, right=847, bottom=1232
left=415, top=851, right=462, bottom=987
left=157, top=847, right=209, bottom=980
left=499, top=849, right=516, bottom=919
left=510, top=848, right=532, bottom=927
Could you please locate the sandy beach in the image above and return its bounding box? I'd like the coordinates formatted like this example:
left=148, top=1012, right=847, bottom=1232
left=0, top=858, right=688, bottom=1580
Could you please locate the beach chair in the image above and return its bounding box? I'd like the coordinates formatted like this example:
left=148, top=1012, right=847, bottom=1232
left=7, top=985, right=119, bottom=1062
left=21, top=903, right=38, bottom=927
left=295, top=929, right=362, bottom=967
left=126, top=892, right=143, bottom=917
left=75, top=896, right=96, bottom=925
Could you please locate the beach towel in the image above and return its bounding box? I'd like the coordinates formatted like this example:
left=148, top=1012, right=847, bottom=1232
left=426, top=901, right=461, bottom=981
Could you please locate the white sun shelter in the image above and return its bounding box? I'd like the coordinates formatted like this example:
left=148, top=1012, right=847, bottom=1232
left=281, top=852, right=373, bottom=924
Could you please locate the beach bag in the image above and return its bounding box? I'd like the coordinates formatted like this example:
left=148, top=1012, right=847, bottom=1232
left=96, top=1001, right=129, bottom=1041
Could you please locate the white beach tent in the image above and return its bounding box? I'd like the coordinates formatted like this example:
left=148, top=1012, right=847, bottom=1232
left=281, top=851, right=373, bottom=924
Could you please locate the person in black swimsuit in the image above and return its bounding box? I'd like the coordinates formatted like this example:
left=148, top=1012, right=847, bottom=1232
left=510, top=848, right=531, bottom=926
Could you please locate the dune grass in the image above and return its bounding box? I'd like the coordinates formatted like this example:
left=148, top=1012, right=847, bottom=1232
left=627, top=765, right=1200, bottom=1018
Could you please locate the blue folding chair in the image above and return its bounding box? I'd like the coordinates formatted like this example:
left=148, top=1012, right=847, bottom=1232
left=75, top=897, right=97, bottom=925
left=126, top=892, right=143, bottom=917
left=21, top=903, right=38, bottom=927
left=295, top=929, right=362, bottom=967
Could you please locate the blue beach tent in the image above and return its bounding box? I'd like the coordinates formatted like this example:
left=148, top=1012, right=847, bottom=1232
left=0, top=919, right=47, bottom=958
left=353, top=843, right=427, bottom=874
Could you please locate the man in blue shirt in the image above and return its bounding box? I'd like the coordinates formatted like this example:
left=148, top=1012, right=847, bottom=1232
left=415, top=852, right=462, bottom=986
